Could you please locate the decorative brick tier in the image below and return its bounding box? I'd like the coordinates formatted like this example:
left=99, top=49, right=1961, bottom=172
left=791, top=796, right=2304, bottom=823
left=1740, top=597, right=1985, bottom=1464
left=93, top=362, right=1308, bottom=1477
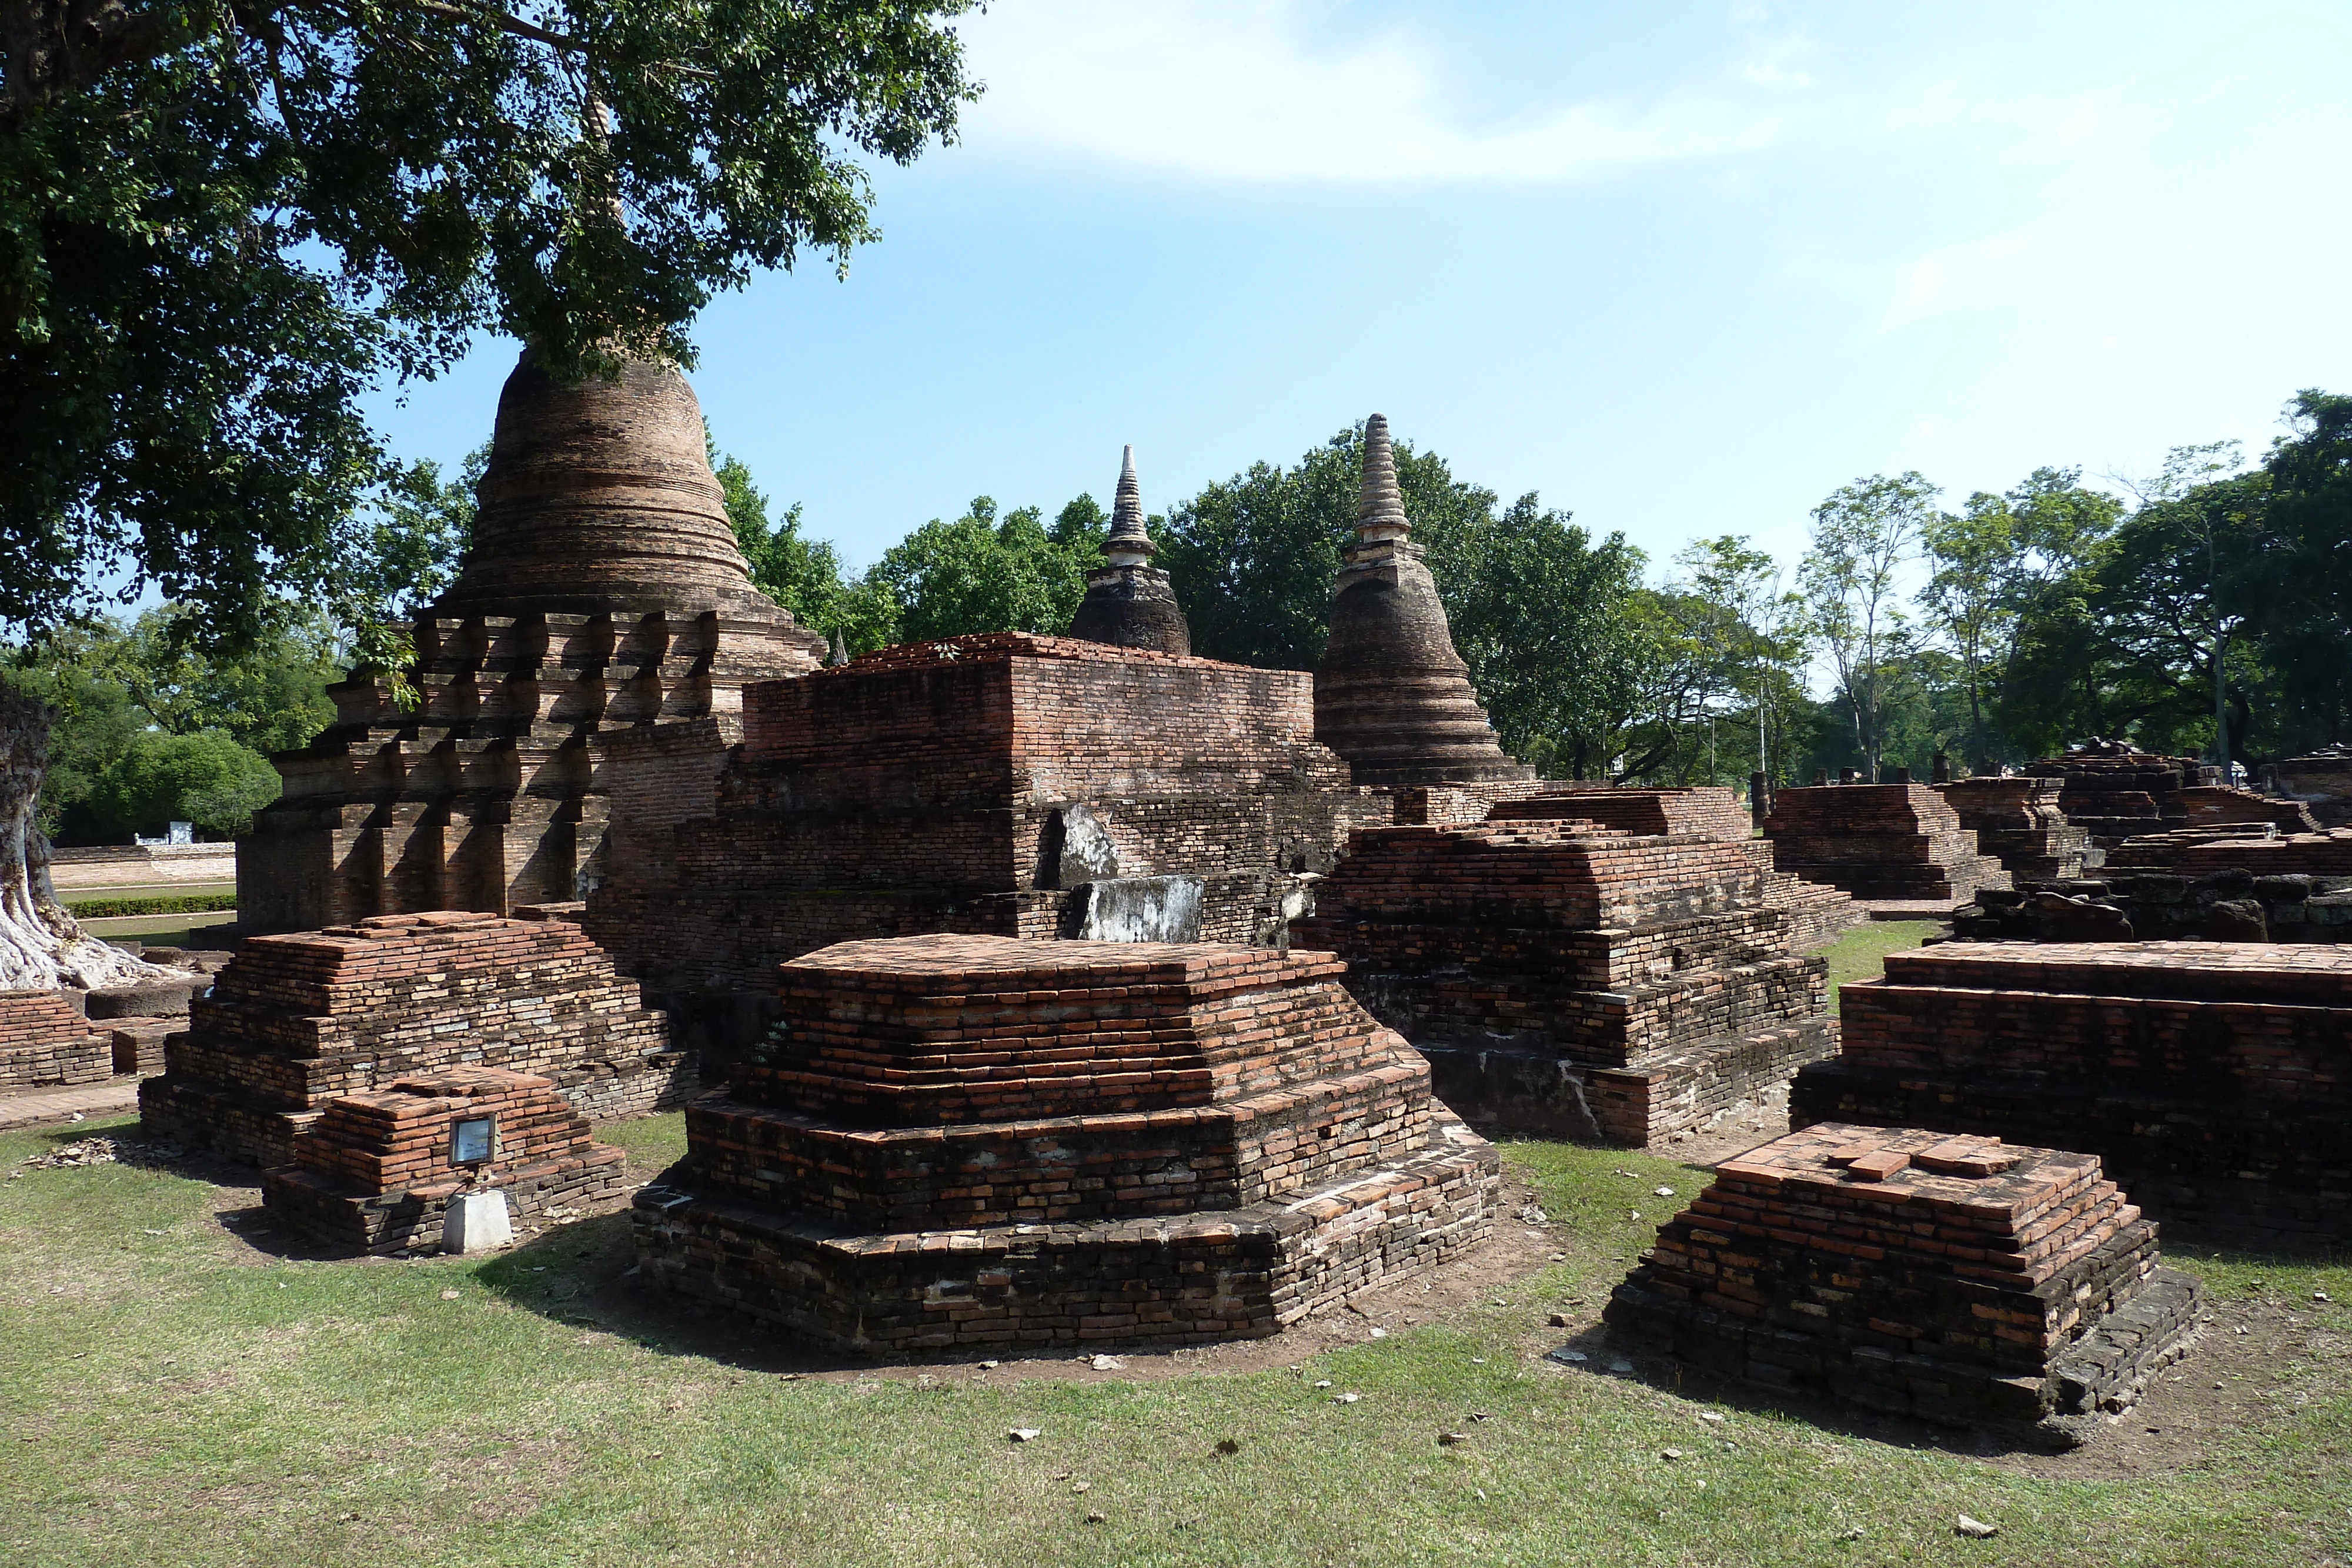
left=262, top=1066, right=629, bottom=1254
left=2023, top=748, right=2217, bottom=849
left=239, top=353, right=824, bottom=934
left=0, top=991, right=110, bottom=1089
left=1761, top=784, right=2008, bottom=902
left=139, top=909, right=689, bottom=1167
left=586, top=634, right=1391, bottom=1060
left=1603, top=1124, right=2201, bottom=1445
left=2277, top=745, right=2352, bottom=829
left=1790, top=943, right=2352, bottom=1245
left=1936, top=778, right=2090, bottom=880
left=1292, top=821, right=1836, bottom=1147
left=1487, top=786, right=1866, bottom=950
left=1313, top=416, right=1531, bottom=788
left=631, top=934, right=1499, bottom=1349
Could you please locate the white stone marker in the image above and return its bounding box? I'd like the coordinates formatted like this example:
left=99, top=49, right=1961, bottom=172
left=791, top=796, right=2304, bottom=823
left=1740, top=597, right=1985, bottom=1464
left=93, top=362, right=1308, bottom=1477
left=444, top=1190, right=514, bottom=1254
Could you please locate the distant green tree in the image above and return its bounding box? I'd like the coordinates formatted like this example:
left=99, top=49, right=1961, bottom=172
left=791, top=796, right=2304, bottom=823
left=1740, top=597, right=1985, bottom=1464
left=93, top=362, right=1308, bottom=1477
left=710, top=443, right=893, bottom=653
left=82, top=730, right=278, bottom=841
left=2249, top=391, right=2352, bottom=751
left=1800, top=473, right=1937, bottom=783
left=867, top=496, right=1101, bottom=642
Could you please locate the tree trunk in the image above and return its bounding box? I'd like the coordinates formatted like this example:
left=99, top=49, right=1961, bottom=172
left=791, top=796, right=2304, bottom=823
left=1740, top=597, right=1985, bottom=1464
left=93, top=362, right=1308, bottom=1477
left=0, top=691, right=175, bottom=991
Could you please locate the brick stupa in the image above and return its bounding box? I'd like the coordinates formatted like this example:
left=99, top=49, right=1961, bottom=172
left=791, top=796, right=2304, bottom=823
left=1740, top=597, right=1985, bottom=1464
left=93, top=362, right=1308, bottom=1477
left=0, top=991, right=109, bottom=1089
left=262, top=1065, right=629, bottom=1254
left=1603, top=1124, right=2202, bottom=1445
left=2023, top=745, right=2216, bottom=850
left=1292, top=816, right=1836, bottom=1146
left=140, top=909, right=686, bottom=1166
left=1313, top=415, right=1531, bottom=788
left=1760, top=783, right=2007, bottom=902
left=1792, top=942, right=2352, bottom=1245
left=1936, top=777, right=2091, bottom=880
left=632, top=935, right=1499, bottom=1349
left=586, top=633, right=1390, bottom=1059
left=1068, top=446, right=1190, bottom=656
left=239, top=353, right=826, bottom=932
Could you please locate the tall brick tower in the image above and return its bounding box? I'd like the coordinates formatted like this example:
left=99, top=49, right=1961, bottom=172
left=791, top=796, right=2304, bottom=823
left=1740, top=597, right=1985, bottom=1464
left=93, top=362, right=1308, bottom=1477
left=239, top=353, right=826, bottom=932
left=1313, top=414, right=1531, bottom=787
left=1067, top=445, right=1191, bottom=656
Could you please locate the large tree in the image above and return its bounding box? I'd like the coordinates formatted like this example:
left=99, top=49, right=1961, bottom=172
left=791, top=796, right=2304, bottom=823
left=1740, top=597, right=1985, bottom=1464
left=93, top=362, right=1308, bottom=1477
left=1800, top=472, right=1937, bottom=783
left=2, top=0, right=978, bottom=651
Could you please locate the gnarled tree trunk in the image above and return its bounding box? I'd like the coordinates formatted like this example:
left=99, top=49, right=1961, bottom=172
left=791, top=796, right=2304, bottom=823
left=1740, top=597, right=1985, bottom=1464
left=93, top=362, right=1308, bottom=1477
left=0, top=690, right=174, bottom=990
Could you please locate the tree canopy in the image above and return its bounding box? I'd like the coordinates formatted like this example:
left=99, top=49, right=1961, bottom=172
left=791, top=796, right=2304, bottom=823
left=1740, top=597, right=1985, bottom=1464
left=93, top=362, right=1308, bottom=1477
left=1, top=0, right=979, bottom=654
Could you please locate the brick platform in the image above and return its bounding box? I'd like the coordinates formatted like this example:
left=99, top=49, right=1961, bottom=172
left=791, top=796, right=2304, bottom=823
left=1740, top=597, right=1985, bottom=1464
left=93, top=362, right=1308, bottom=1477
left=630, top=935, right=1499, bottom=1350
left=1955, top=828, right=2352, bottom=944
left=2278, top=745, right=2352, bottom=829
left=1603, top=1123, right=2201, bottom=1445
left=139, top=910, right=690, bottom=1167
left=587, top=633, right=1392, bottom=1061
left=262, top=1066, right=629, bottom=1253
left=1488, top=786, right=1866, bottom=950
left=1761, top=783, right=2008, bottom=902
left=1936, top=778, right=2090, bottom=880
left=1292, top=820, right=1836, bottom=1147
left=2023, top=748, right=2217, bottom=850
left=1790, top=942, right=2352, bottom=1245
left=0, top=991, right=109, bottom=1089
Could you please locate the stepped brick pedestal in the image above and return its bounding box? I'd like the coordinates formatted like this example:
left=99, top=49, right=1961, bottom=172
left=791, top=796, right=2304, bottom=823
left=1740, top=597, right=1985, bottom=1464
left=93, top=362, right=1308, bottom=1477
left=0, top=991, right=110, bottom=1089
left=1761, top=783, right=2008, bottom=902
left=1603, top=1124, right=2202, bottom=1445
left=1791, top=942, right=2352, bottom=1245
left=262, top=1066, right=628, bottom=1254
left=2024, top=748, right=2216, bottom=850
left=1489, top=786, right=1867, bottom=949
left=1292, top=819, right=1836, bottom=1148
left=139, top=909, right=688, bottom=1167
left=631, top=935, right=1499, bottom=1350
left=239, top=353, right=825, bottom=933
left=1312, top=415, right=1531, bottom=788
left=2278, top=745, right=2352, bottom=828
left=587, top=634, right=1390, bottom=1062
left=1937, top=778, right=2090, bottom=880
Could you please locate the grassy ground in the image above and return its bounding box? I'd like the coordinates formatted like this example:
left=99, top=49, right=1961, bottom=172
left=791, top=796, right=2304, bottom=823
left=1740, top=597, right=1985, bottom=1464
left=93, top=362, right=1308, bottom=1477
left=2, top=1106, right=2343, bottom=1568
left=1822, top=920, right=1942, bottom=1003
left=76, top=910, right=240, bottom=943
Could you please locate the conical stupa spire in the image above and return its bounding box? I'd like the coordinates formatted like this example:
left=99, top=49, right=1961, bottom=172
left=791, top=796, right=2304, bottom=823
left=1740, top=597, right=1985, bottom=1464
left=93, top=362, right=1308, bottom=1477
left=1355, top=414, right=1411, bottom=546
left=1313, top=413, right=1531, bottom=787
left=827, top=628, right=849, bottom=667
left=1068, top=444, right=1191, bottom=656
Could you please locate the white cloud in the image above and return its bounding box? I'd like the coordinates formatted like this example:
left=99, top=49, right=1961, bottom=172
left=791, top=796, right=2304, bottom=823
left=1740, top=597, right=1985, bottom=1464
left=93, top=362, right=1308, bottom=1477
left=953, top=0, right=1788, bottom=184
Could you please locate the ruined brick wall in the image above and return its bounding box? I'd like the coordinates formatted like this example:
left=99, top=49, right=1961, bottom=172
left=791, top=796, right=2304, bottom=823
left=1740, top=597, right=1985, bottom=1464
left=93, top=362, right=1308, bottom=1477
left=632, top=934, right=1498, bottom=1349
left=1956, top=828, right=2352, bottom=944
left=141, top=910, right=689, bottom=1166
left=0, top=991, right=110, bottom=1089
left=1936, top=777, right=2090, bottom=880
left=1295, top=821, right=1835, bottom=1146
left=263, top=1065, right=628, bottom=1253
left=1762, top=783, right=2007, bottom=901
left=1605, top=1123, right=2201, bottom=1440
left=2024, top=751, right=2216, bottom=848
left=1792, top=942, right=2352, bottom=1244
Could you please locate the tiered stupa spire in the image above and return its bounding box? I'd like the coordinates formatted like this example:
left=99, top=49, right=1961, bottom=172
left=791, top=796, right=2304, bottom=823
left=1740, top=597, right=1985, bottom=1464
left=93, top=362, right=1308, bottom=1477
left=1312, top=414, right=1531, bottom=787
left=1067, top=445, right=1191, bottom=656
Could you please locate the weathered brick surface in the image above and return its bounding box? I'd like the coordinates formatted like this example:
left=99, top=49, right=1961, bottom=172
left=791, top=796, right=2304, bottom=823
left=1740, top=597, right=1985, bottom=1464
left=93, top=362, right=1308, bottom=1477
left=1937, top=777, right=2090, bottom=880
left=631, top=934, right=1499, bottom=1349
left=1791, top=942, right=2352, bottom=1244
left=0, top=990, right=110, bottom=1089
left=1954, top=827, right=2352, bottom=945
left=584, top=635, right=1391, bottom=1052
left=2277, top=746, right=2352, bottom=829
left=2023, top=748, right=2218, bottom=849
left=1762, top=784, right=2009, bottom=902
left=1294, top=820, right=1837, bottom=1147
left=262, top=1065, right=629, bottom=1253
left=1604, top=1123, right=2202, bottom=1443
left=139, top=909, right=690, bottom=1166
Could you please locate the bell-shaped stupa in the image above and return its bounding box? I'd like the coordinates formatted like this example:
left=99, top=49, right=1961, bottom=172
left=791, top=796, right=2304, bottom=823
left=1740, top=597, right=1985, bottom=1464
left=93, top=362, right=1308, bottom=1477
left=1067, top=445, right=1191, bottom=656
left=1313, top=415, right=1531, bottom=787
left=239, top=351, right=827, bottom=934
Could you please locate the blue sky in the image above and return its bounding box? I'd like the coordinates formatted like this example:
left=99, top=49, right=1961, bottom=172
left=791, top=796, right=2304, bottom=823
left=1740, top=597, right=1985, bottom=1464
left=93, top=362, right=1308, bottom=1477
left=368, top=1, right=2352, bottom=583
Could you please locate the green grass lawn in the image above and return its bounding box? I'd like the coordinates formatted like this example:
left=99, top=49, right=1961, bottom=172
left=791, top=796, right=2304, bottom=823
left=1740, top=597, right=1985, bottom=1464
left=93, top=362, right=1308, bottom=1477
left=2, top=1111, right=2344, bottom=1567
left=1822, top=920, right=1943, bottom=1004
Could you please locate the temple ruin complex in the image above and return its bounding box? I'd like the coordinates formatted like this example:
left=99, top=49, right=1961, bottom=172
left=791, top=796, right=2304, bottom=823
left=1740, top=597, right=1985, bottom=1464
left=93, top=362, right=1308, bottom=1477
left=238, top=354, right=826, bottom=934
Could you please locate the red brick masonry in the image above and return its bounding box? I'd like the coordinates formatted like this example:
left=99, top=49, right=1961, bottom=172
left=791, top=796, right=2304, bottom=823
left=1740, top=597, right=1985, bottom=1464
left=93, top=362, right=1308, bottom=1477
left=0, top=990, right=110, bottom=1089
left=1790, top=941, right=2352, bottom=1246
left=140, top=909, right=689, bottom=1166
left=1762, top=784, right=2008, bottom=902
left=1603, top=1123, right=2202, bottom=1444
left=632, top=934, right=1499, bottom=1350
left=262, top=1065, right=629, bottom=1253
left=1293, top=818, right=1836, bottom=1147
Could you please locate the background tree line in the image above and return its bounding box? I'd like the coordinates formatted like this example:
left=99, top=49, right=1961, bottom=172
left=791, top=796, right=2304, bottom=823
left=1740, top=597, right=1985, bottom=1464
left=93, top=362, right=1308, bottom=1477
left=9, top=393, right=2346, bottom=842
